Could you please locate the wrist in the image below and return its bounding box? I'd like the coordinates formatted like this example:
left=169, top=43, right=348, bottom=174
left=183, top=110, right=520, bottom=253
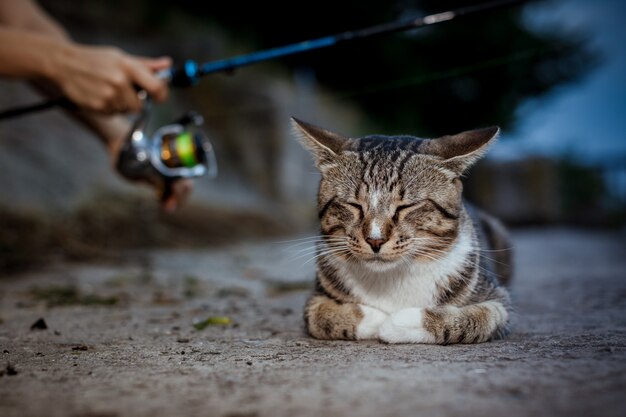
left=40, top=39, right=75, bottom=83
left=79, top=113, right=130, bottom=161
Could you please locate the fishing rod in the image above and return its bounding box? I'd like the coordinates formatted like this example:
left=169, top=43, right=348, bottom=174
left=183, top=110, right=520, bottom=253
left=0, top=0, right=528, bottom=197
left=0, top=0, right=527, bottom=120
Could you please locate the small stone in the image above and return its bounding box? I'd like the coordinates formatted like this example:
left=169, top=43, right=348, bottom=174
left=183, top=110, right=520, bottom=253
left=177, top=337, right=190, bottom=343
left=30, top=318, right=48, bottom=330
left=6, top=363, right=17, bottom=376
left=72, top=345, right=88, bottom=351
left=246, top=361, right=253, bottom=366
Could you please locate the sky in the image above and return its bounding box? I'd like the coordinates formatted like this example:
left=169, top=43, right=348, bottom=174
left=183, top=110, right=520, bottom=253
left=493, top=0, right=626, bottom=163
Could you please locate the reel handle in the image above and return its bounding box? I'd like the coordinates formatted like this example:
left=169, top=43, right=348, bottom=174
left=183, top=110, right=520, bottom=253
left=173, top=111, right=204, bottom=127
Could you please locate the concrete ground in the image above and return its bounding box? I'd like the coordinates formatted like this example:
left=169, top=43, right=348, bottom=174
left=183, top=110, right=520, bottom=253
left=0, top=228, right=625, bottom=417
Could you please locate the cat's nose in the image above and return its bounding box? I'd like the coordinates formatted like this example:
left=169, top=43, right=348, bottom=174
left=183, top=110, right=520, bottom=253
left=366, top=237, right=387, bottom=253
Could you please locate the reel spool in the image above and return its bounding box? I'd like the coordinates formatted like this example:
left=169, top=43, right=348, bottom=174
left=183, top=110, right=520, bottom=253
left=116, top=91, right=217, bottom=196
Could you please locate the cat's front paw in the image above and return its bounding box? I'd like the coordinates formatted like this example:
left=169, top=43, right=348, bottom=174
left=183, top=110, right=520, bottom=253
left=378, top=308, right=436, bottom=344
left=356, top=305, right=389, bottom=340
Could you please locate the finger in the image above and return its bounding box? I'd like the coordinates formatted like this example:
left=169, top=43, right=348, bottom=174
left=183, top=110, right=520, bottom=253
left=137, top=56, right=172, bottom=72
left=160, top=180, right=176, bottom=213
left=126, top=59, right=169, bottom=102
left=117, top=83, right=142, bottom=113
left=161, top=179, right=193, bottom=212
left=75, top=80, right=117, bottom=114
left=170, top=179, right=193, bottom=207
left=162, top=195, right=177, bottom=213
left=95, top=94, right=117, bottom=115
left=173, top=179, right=193, bottom=205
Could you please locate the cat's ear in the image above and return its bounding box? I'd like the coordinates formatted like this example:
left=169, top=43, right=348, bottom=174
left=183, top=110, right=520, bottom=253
left=422, top=126, right=500, bottom=174
left=291, top=117, right=347, bottom=169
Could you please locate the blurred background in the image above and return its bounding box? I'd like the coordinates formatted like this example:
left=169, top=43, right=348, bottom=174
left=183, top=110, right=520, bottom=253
left=1, top=0, right=624, bottom=273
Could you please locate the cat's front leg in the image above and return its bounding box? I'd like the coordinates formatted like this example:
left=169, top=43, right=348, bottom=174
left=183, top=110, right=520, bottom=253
left=378, top=301, right=510, bottom=344
left=305, top=294, right=388, bottom=340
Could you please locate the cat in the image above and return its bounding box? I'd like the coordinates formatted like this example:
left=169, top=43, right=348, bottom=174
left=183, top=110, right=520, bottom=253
left=292, top=117, right=513, bottom=344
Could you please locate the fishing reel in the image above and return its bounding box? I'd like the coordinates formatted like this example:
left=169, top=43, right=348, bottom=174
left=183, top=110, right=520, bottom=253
left=116, top=91, right=217, bottom=198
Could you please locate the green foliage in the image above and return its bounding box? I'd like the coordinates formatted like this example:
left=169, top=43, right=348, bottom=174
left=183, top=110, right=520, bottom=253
left=193, top=316, right=232, bottom=330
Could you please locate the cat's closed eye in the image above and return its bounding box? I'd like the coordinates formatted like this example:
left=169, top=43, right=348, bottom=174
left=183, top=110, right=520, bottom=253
left=345, top=202, right=364, bottom=218
left=393, top=202, right=423, bottom=222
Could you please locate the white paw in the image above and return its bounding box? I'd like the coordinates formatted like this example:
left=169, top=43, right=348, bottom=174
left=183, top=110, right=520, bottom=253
left=378, top=308, right=436, bottom=344
left=356, top=305, right=389, bottom=340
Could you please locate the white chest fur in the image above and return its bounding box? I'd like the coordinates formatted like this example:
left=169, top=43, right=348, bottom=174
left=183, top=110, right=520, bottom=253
left=334, top=230, right=474, bottom=313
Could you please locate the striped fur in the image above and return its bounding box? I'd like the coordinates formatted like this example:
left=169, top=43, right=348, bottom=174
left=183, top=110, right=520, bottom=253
left=293, top=118, right=513, bottom=344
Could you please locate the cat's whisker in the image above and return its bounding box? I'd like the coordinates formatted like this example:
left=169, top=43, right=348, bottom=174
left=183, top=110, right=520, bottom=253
left=477, top=253, right=510, bottom=267
left=406, top=236, right=456, bottom=243
left=299, top=248, right=352, bottom=267
left=286, top=245, right=347, bottom=263
left=408, top=244, right=460, bottom=263
left=478, top=247, right=514, bottom=252
left=274, top=235, right=346, bottom=245
left=405, top=240, right=456, bottom=249
left=405, top=244, right=451, bottom=254
left=405, top=238, right=512, bottom=263
left=281, top=238, right=347, bottom=252
left=272, top=235, right=323, bottom=244
left=405, top=244, right=452, bottom=257
left=286, top=240, right=346, bottom=255
left=280, top=237, right=347, bottom=247
left=316, top=247, right=351, bottom=257
left=285, top=240, right=346, bottom=254
left=285, top=247, right=324, bottom=258
left=301, top=252, right=349, bottom=268
left=284, top=246, right=332, bottom=258
left=408, top=249, right=443, bottom=264
left=407, top=245, right=507, bottom=278
left=398, top=254, right=415, bottom=271
left=281, top=242, right=326, bottom=252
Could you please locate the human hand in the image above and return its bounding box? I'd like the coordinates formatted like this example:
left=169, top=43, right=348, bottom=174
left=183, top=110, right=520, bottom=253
left=97, top=116, right=194, bottom=213
left=161, top=178, right=193, bottom=213
left=49, top=44, right=171, bottom=114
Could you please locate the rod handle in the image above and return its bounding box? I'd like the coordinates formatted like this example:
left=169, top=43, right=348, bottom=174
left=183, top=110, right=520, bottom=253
left=158, top=60, right=200, bottom=88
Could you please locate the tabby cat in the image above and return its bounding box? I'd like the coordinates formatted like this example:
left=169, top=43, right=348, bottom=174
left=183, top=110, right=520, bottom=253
left=293, top=118, right=513, bottom=344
